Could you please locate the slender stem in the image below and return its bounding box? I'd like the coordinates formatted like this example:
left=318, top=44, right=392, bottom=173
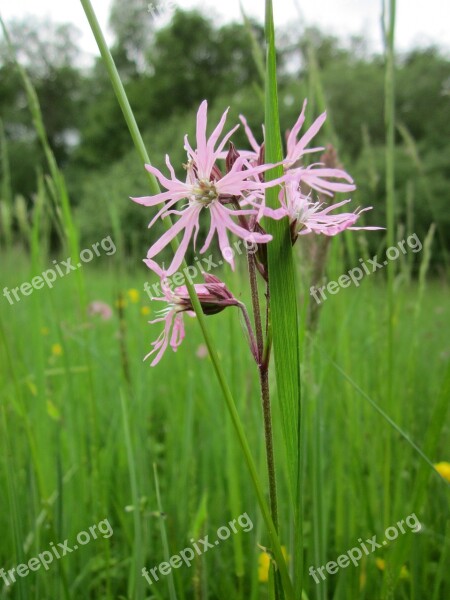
left=247, top=250, right=279, bottom=531
left=262, top=287, right=272, bottom=368
left=384, top=0, right=396, bottom=531
left=238, top=302, right=259, bottom=364
left=259, top=364, right=278, bottom=530
left=247, top=252, right=264, bottom=363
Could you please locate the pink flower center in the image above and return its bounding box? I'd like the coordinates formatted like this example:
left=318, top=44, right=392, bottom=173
left=193, top=179, right=218, bottom=206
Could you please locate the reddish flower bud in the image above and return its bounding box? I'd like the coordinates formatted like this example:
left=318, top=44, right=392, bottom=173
left=225, top=142, right=240, bottom=173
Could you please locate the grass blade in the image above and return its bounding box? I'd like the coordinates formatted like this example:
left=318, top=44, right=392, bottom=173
left=264, top=0, right=302, bottom=592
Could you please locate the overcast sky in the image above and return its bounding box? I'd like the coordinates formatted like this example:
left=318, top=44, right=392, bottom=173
left=1, top=0, right=449, bottom=60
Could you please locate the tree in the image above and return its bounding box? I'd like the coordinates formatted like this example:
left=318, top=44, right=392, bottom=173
left=0, top=19, right=83, bottom=195
left=109, top=0, right=156, bottom=76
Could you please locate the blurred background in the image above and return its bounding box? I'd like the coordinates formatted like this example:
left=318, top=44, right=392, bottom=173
left=1, top=0, right=449, bottom=267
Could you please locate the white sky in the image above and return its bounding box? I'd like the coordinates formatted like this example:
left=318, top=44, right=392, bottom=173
left=1, top=0, right=449, bottom=60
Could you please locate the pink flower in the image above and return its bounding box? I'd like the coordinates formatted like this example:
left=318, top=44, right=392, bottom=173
left=87, top=301, right=113, bottom=321
left=284, top=99, right=327, bottom=167
left=264, top=179, right=383, bottom=240
left=145, top=274, right=239, bottom=366
left=236, top=115, right=264, bottom=164
left=239, top=99, right=356, bottom=198
left=132, top=101, right=283, bottom=277
left=196, top=344, right=208, bottom=359
left=285, top=100, right=356, bottom=196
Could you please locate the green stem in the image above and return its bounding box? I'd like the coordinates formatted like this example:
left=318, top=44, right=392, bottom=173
left=79, top=1, right=294, bottom=596
left=247, top=251, right=264, bottom=362
left=247, top=251, right=279, bottom=532
left=383, top=0, right=396, bottom=530
left=259, top=365, right=279, bottom=532
left=237, top=302, right=259, bottom=363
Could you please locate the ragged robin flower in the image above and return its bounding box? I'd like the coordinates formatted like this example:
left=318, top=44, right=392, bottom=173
left=263, top=178, right=382, bottom=242
left=240, top=99, right=356, bottom=198
left=145, top=274, right=240, bottom=366
left=132, top=100, right=286, bottom=276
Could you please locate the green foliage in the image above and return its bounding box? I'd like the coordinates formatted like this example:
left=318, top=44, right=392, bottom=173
left=0, top=248, right=448, bottom=599
left=0, top=19, right=85, bottom=197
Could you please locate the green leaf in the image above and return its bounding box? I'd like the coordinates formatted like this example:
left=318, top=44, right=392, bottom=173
left=263, top=0, right=302, bottom=593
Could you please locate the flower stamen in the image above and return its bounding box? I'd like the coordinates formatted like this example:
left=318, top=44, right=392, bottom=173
left=193, top=179, right=218, bottom=206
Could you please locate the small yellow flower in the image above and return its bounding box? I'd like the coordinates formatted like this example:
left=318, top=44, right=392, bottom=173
left=258, top=546, right=288, bottom=583
left=434, top=461, right=450, bottom=483
left=359, top=562, right=367, bottom=590
left=258, top=552, right=271, bottom=583
left=375, top=558, right=409, bottom=579
left=400, top=566, right=410, bottom=579
left=51, top=343, right=63, bottom=357
left=140, top=306, right=151, bottom=316
left=127, top=288, right=140, bottom=303
left=40, top=327, right=49, bottom=336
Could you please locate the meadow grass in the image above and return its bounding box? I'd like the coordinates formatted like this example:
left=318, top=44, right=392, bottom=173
left=0, top=242, right=448, bottom=599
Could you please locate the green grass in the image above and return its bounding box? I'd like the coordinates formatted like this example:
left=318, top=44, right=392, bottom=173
left=0, top=245, right=448, bottom=599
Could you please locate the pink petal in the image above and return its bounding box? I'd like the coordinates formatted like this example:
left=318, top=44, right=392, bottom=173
left=145, top=312, right=173, bottom=366
left=147, top=196, right=184, bottom=229
left=207, top=107, right=230, bottom=153
left=145, top=160, right=187, bottom=191
left=286, top=98, right=307, bottom=156
left=131, top=190, right=181, bottom=207
left=170, top=314, right=185, bottom=351
left=146, top=205, right=201, bottom=260
left=290, top=111, right=326, bottom=161
left=199, top=218, right=217, bottom=254
left=239, top=115, right=261, bottom=154
left=214, top=216, right=234, bottom=269
left=195, top=100, right=208, bottom=169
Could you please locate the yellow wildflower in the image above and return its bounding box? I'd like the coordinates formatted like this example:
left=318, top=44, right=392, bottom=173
left=375, top=558, right=386, bottom=571
left=51, top=343, right=63, bottom=357
left=127, top=288, right=140, bottom=303
left=434, top=461, right=450, bottom=483
left=258, top=552, right=271, bottom=583
left=140, top=306, right=151, bottom=316
left=375, top=558, right=409, bottom=579
left=258, top=546, right=288, bottom=583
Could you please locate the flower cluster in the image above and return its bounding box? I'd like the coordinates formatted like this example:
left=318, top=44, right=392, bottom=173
left=145, top=273, right=241, bottom=366
left=132, top=101, right=281, bottom=277
left=132, top=99, right=381, bottom=365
